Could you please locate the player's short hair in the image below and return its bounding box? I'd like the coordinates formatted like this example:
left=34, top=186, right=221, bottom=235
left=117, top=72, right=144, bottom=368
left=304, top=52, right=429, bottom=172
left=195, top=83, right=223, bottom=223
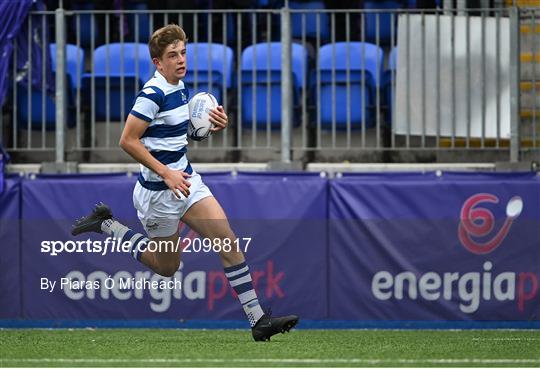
left=149, top=24, right=187, bottom=60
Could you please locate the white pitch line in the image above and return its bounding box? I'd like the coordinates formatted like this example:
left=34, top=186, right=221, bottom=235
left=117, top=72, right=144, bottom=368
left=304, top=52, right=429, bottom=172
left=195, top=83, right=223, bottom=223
left=1, top=358, right=540, bottom=364
left=472, top=337, right=540, bottom=341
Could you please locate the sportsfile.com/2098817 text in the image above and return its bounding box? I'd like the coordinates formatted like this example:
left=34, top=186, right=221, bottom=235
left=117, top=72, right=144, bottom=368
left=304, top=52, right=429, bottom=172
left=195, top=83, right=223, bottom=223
left=40, top=237, right=252, bottom=256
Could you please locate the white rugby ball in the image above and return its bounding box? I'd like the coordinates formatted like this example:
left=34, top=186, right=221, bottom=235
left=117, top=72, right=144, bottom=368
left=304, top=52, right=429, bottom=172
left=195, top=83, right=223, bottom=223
left=188, top=92, right=218, bottom=141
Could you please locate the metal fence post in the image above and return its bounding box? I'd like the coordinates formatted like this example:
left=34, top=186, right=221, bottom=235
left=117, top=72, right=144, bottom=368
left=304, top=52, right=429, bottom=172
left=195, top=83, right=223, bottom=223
left=509, top=6, right=521, bottom=163
left=55, top=7, right=66, bottom=164
left=443, top=0, right=453, bottom=14
left=42, top=7, right=76, bottom=173
left=281, top=4, right=292, bottom=163
left=457, top=0, right=466, bottom=16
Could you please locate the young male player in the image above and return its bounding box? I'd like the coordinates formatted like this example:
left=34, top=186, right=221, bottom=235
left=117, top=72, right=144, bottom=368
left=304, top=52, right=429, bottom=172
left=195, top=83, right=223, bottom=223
left=72, top=24, right=298, bottom=341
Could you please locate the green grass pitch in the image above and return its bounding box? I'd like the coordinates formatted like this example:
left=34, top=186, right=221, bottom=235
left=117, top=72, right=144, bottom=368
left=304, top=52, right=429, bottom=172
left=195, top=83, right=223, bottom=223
left=0, top=329, right=539, bottom=367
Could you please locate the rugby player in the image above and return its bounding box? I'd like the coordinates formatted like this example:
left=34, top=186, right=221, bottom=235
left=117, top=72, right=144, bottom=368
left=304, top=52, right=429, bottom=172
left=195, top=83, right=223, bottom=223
left=72, top=24, right=298, bottom=341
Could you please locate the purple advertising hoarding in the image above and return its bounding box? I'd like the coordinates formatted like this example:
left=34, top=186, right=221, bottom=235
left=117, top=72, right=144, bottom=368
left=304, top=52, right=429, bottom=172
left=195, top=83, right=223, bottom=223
left=19, top=173, right=328, bottom=320
left=0, top=176, right=22, bottom=318
left=1, top=171, right=538, bottom=324
left=329, top=172, right=540, bottom=321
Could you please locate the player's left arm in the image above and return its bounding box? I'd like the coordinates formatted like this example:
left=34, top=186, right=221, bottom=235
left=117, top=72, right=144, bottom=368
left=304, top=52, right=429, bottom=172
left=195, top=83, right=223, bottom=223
left=209, top=105, right=228, bottom=132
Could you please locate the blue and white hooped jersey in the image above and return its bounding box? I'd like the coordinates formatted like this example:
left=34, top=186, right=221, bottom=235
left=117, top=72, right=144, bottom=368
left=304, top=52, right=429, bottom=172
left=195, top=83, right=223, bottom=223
left=130, top=71, right=191, bottom=191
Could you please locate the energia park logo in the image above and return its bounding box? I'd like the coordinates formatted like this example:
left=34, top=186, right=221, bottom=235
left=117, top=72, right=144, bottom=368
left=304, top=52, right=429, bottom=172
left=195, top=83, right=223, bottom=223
left=458, top=193, right=523, bottom=254
left=371, top=193, right=538, bottom=314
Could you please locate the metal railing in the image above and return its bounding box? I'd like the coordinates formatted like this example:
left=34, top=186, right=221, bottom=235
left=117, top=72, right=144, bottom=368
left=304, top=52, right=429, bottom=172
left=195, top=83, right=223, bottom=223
left=0, top=5, right=531, bottom=164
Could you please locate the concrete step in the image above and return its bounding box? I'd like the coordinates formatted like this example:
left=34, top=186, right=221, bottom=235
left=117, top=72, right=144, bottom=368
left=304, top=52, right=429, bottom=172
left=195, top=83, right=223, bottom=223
left=520, top=81, right=540, bottom=109
left=519, top=109, right=540, bottom=118
left=515, top=110, right=540, bottom=146
left=511, top=0, right=540, bottom=6
left=520, top=25, right=540, bottom=33
left=520, top=53, right=540, bottom=79
left=519, top=110, right=540, bottom=139
left=438, top=137, right=540, bottom=148
left=520, top=25, right=540, bottom=53
left=518, top=110, right=540, bottom=146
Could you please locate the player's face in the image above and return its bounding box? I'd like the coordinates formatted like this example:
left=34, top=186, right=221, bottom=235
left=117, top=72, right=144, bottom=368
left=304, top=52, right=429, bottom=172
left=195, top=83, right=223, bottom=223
left=154, top=40, right=187, bottom=84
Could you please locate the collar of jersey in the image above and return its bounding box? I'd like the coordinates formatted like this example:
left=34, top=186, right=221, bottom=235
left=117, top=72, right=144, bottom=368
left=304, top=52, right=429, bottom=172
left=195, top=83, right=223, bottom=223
left=154, top=70, right=183, bottom=88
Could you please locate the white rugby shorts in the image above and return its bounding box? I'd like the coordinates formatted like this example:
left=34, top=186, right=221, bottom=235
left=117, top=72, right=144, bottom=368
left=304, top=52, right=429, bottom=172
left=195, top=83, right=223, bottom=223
left=133, top=171, right=213, bottom=238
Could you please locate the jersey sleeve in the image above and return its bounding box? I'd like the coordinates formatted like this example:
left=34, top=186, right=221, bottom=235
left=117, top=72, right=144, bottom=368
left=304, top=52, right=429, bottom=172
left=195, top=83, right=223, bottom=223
left=129, top=86, right=164, bottom=122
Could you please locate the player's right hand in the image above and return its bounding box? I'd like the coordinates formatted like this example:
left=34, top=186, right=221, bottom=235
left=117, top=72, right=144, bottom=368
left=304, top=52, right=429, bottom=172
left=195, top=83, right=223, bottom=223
left=163, top=168, right=191, bottom=199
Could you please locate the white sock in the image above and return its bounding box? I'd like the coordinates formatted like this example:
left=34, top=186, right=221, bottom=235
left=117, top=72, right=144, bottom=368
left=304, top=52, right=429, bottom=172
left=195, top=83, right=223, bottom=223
left=101, top=219, right=149, bottom=261
left=224, top=261, right=265, bottom=327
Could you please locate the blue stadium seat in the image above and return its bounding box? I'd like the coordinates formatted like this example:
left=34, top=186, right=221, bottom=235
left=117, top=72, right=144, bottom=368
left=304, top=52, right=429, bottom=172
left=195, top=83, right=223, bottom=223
left=184, top=43, right=234, bottom=103
left=407, top=0, right=442, bottom=7
left=199, top=9, right=238, bottom=46
left=92, top=43, right=153, bottom=79
left=17, top=87, right=57, bottom=131
left=71, top=2, right=99, bottom=49
left=316, top=42, right=384, bottom=129
left=49, top=44, right=85, bottom=91
left=241, top=42, right=308, bottom=128
left=364, top=1, right=403, bottom=45
left=18, top=44, right=84, bottom=130
left=126, top=1, right=151, bottom=43
left=82, top=43, right=153, bottom=121
left=256, top=0, right=271, bottom=7
left=290, top=1, right=330, bottom=41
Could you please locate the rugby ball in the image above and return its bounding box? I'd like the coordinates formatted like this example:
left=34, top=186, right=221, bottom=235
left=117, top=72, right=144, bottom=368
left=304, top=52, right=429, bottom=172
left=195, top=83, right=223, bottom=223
left=188, top=92, right=218, bottom=141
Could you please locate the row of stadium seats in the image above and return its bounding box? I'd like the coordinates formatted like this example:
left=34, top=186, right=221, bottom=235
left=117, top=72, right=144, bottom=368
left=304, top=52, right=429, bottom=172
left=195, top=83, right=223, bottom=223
left=17, top=42, right=397, bottom=130
left=69, top=1, right=422, bottom=48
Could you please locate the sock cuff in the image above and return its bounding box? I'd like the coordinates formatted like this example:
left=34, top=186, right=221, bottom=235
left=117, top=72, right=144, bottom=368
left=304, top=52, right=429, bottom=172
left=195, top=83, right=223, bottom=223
left=131, top=235, right=149, bottom=261
left=224, top=261, right=247, bottom=274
